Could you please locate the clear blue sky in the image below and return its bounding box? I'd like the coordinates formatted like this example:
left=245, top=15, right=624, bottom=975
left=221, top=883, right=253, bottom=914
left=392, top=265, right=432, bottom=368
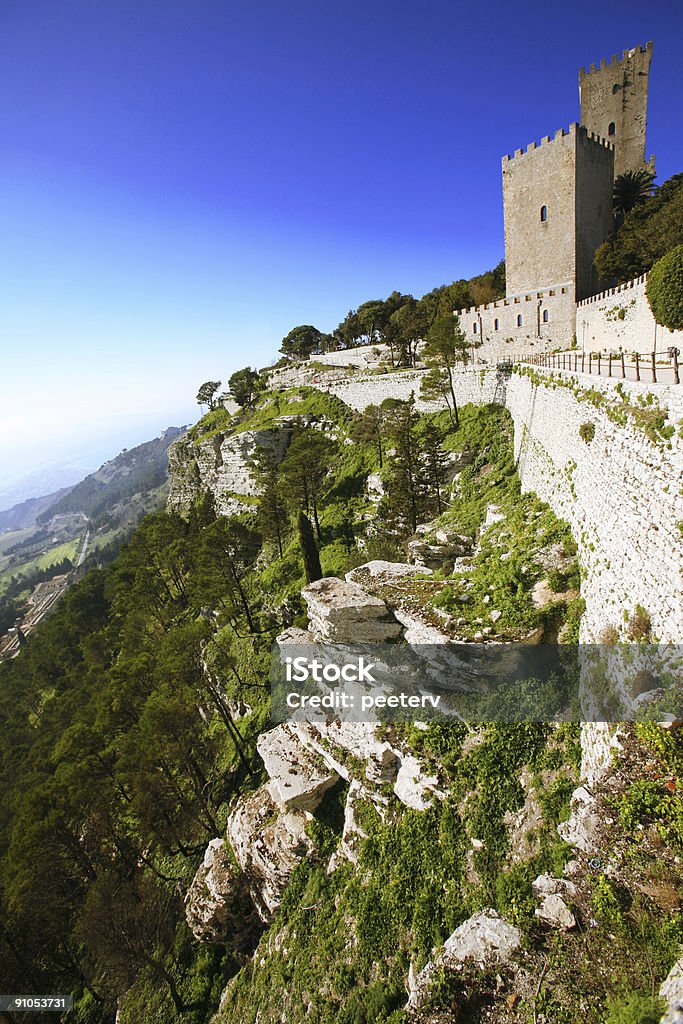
left=1, top=0, right=681, bottom=494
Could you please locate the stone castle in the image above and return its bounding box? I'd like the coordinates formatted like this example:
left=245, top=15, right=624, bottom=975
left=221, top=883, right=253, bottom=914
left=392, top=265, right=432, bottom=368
left=457, top=42, right=657, bottom=356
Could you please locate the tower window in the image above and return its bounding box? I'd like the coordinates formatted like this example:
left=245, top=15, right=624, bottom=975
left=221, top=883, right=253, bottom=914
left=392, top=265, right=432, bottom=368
left=517, top=314, right=523, bottom=327
left=494, top=318, right=500, bottom=330
left=543, top=309, right=549, bottom=323
left=540, top=205, right=548, bottom=222
left=608, top=122, right=616, bottom=136
left=473, top=323, right=477, bottom=333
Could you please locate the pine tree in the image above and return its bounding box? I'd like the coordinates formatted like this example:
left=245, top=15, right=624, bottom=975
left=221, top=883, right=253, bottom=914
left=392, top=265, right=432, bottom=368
left=297, top=511, right=322, bottom=583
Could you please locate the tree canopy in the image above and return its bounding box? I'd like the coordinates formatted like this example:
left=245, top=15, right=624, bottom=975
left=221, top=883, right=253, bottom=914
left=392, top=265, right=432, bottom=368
left=646, top=244, right=683, bottom=332
left=595, top=173, right=683, bottom=283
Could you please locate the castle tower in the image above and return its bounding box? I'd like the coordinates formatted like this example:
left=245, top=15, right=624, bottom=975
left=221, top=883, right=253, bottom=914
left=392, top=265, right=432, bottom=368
left=579, top=42, right=654, bottom=179
left=502, top=124, right=614, bottom=302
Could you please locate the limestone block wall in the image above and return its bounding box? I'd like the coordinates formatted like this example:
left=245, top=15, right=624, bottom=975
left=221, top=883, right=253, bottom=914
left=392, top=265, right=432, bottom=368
left=577, top=274, right=683, bottom=355
left=506, top=367, right=683, bottom=642
left=319, top=367, right=505, bottom=412
left=456, top=285, right=576, bottom=362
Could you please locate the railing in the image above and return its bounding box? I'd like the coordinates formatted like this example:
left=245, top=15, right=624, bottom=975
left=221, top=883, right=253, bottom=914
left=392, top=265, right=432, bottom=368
left=516, top=349, right=680, bottom=386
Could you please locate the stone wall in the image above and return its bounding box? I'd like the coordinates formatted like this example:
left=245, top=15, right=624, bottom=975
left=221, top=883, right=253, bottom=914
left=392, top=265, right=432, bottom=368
left=506, top=367, right=683, bottom=642
left=319, top=367, right=506, bottom=412
left=577, top=274, right=683, bottom=355
left=456, top=285, right=576, bottom=362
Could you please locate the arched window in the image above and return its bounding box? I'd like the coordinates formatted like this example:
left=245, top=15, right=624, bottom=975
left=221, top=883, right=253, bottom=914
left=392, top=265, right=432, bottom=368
left=608, top=122, right=616, bottom=136
left=540, top=205, right=548, bottom=222
left=473, top=322, right=478, bottom=334
left=517, top=314, right=523, bottom=327
left=494, top=318, right=500, bottom=331
left=542, top=309, right=549, bottom=323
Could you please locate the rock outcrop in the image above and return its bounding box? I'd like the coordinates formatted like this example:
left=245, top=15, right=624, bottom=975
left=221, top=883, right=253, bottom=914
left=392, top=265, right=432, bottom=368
left=406, top=910, right=521, bottom=1012
left=184, top=839, right=259, bottom=947
left=257, top=724, right=338, bottom=812
left=167, top=426, right=292, bottom=514
left=301, top=576, right=402, bottom=642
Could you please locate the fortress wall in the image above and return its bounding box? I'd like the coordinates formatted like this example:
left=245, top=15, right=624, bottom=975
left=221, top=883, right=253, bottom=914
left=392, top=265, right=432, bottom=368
left=319, top=366, right=502, bottom=412
left=577, top=275, right=683, bottom=354
left=506, top=368, right=683, bottom=642
left=456, top=286, right=576, bottom=361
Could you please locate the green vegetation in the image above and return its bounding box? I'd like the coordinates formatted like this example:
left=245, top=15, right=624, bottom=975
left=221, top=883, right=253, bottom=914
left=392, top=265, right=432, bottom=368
left=595, top=172, right=683, bottom=283
left=579, top=421, right=595, bottom=443
left=276, top=262, right=505, bottom=366
left=646, top=243, right=683, bottom=331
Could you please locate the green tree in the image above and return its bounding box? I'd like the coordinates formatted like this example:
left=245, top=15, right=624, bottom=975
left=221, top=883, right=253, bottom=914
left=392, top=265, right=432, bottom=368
left=351, top=404, right=385, bottom=467
left=280, top=325, right=324, bottom=359
left=595, top=172, right=683, bottom=282
left=228, top=367, right=263, bottom=408
left=297, top=511, right=322, bottom=583
left=646, top=243, right=683, bottom=331
left=421, top=420, right=450, bottom=516
left=197, top=517, right=260, bottom=631
left=613, top=169, right=656, bottom=217
left=420, top=310, right=474, bottom=428
left=251, top=447, right=288, bottom=557
left=379, top=396, right=424, bottom=535
left=196, top=380, right=222, bottom=409
left=280, top=428, right=337, bottom=539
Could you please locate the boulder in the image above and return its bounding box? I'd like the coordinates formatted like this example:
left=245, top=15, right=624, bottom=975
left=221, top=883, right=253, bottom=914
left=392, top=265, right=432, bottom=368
left=257, top=724, right=339, bottom=812
left=302, top=576, right=402, bottom=642
left=535, top=893, right=576, bottom=930
left=532, top=873, right=577, bottom=898
left=407, top=909, right=521, bottom=1012
left=327, top=779, right=375, bottom=870
left=293, top=719, right=400, bottom=785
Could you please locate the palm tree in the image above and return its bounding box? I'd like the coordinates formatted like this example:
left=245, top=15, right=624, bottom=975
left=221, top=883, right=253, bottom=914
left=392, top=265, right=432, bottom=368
left=613, top=169, right=656, bottom=217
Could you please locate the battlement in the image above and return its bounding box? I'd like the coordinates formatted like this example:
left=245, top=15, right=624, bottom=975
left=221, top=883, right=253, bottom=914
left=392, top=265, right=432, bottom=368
left=502, top=123, right=614, bottom=165
left=456, top=284, right=572, bottom=317
left=579, top=41, right=652, bottom=79
left=576, top=274, right=648, bottom=308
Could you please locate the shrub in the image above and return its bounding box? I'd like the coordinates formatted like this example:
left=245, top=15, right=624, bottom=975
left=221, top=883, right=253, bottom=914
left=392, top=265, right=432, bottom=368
left=603, top=991, right=663, bottom=1024
left=627, top=604, right=652, bottom=642
left=646, top=243, right=683, bottom=331
left=579, top=421, right=596, bottom=443
left=598, top=624, right=620, bottom=645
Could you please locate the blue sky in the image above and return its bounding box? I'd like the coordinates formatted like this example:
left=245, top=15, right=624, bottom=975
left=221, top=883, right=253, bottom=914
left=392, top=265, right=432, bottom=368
left=1, top=0, right=681, bottom=496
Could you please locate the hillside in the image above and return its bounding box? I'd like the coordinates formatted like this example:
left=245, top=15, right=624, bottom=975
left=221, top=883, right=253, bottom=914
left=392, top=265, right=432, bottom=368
left=37, top=426, right=186, bottom=527
left=0, top=371, right=680, bottom=1024
left=0, top=486, right=75, bottom=534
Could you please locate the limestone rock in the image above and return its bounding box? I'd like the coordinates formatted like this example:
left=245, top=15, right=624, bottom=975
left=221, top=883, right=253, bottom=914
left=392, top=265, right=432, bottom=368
left=168, top=427, right=292, bottom=514
left=407, top=910, right=521, bottom=1012
left=327, top=779, right=376, bottom=870
left=302, top=576, right=402, bottom=642
left=557, top=785, right=602, bottom=853
left=345, top=560, right=432, bottom=587
left=660, top=956, right=683, bottom=1024
left=184, top=838, right=259, bottom=948
left=535, top=893, right=576, bottom=930
left=226, top=786, right=315, bottom=922
left=393, top=752, right=446, bottom=811
left=532, top=873, right=577, bottom=898
left=292, top=719, right=399, bottom=785
left=257, top=724, right=339, bottom=812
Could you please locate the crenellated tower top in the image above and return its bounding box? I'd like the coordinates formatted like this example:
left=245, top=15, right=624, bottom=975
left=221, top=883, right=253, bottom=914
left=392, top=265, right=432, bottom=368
left=579, top=41, right=654, bottom=178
